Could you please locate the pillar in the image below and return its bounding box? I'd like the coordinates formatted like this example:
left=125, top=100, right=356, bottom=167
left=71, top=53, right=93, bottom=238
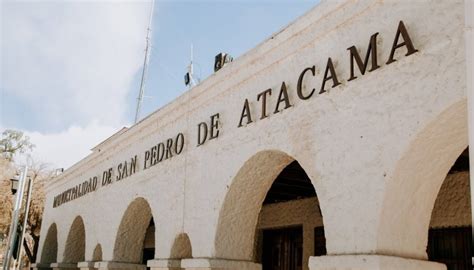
left=93, top=261, right=146, bottom=270
left=465, top=0, right=474, bottom=236
left=31, top=263, right=53, bottom=270
left=77, top=261, right=96, bottom=270
left=181, top=258, right=261, bottom=270
left=308, top=255, right=447, bottom=270
left=147, top=259, right=182, bottom=270
left=50, top=263, right=78, bottom=270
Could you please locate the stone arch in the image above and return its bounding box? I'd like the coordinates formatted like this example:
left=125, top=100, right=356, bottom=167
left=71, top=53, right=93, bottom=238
left=40, top=223, right=58, bottom=264
left=214, top=149, right=323, bottom=260
left=92, top=244, right=102, bottom=261
left=113, top=197, right=153, bottom=263
left=63, top=216, right=86, bottom=263
left=427, top=147, right=471, bottom=268
left=170, top=233, right=192, bottom=259
left=429, top=147, right=471, bottom=228
left=377, top=99, right=468, bottom=259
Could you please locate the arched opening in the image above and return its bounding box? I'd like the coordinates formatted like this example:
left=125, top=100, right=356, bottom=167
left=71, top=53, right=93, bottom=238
left=377, top=99, right=468, bottom=259
left=256, top=160, right=325, bottom=270
left=143, top=218, right=155, bottom=267
left=170, top=233, right=192, bottom=259
left=427, top=147, right=472, bottom=270
left=63, top=216, right=85, bottom=264
left=113, top=197, right=155, bottom=267
left=215, top=150, right=325, bottom=270
left=92, top=244, right=102, bottom=261
left=40, top=223, right=58, bottom=266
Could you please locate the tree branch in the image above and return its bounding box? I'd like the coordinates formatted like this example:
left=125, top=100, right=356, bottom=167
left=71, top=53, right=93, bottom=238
left=23, top=238, right=33, bottom=262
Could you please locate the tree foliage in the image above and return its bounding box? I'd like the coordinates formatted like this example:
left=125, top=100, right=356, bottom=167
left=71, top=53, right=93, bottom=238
left=0, top=129, right=35, bottom=161
left=0, top=155, right=53, bottom=265
left=0, top=129, right=54, bottom=266
left=20, top=161, right=52, bottom=263
left=0, top=158, right=15, bottom=236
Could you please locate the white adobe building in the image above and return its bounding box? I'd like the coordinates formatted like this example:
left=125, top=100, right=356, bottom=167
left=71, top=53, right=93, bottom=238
left=33, top=1, right=473, bottom=270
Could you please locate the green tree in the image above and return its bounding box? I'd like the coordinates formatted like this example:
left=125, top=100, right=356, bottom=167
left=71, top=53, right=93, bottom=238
left=0, top=130, right=35, bottom=161
left=20, top=161, right=52, bottom=264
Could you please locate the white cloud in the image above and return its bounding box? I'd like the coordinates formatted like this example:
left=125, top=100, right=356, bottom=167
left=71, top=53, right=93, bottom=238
left=2, top=0, right=151, bottom=129
left=22, top=122, right=121, bottom=169
left=2, top=1, right=152, bottom=168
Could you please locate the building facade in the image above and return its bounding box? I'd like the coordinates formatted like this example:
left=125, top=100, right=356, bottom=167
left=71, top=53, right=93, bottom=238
left=33, top=1, right=472, bottom=270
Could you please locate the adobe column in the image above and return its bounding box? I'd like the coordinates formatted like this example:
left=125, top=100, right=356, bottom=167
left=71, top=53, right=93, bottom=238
left=181, top=258, right=261, bottom=270
left=308, top=255, right=446, bottom=270
left=50, top=262, right=78, bottom=270
left=77, top=261, right=96, bottom=270
left=465, top=0, right=474, bottom=236
left=30, top=263, right=53, bottom=270
left=93, top=261, right=146, bottom=270
left=147, top=259, right=182, bottom=270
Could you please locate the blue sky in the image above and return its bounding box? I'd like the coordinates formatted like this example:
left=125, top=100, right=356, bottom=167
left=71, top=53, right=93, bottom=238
left=1, top=0, right=318, bottom=167
left=132, top=1, right=318, bottom=121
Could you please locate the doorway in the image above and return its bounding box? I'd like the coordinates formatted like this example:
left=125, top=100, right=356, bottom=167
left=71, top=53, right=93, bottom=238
left=142, top=218, right=155, bottom=269
left=262, top=226, right=303, bottom=270
left=428, top=227, right=471, bottom=270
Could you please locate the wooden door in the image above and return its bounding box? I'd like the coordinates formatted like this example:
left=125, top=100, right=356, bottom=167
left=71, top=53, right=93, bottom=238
left=263, top=226, right=303, bottom=270
left=427, top=227, right=472, bottom=270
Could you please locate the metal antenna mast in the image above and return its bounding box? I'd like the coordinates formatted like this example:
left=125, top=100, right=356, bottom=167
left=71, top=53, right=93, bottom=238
left=185, top=44, right=198, bottom=88
left=134, top=0, right=155, bottom=124
left=188, top=44, right=196, bottom=88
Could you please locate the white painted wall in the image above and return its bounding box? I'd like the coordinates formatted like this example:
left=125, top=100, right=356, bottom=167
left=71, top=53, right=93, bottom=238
left=254, top=169, right=470, bottom=270
left=36, top=0, right=470, bottom=269
left=465, top=0, right=474, bottom=231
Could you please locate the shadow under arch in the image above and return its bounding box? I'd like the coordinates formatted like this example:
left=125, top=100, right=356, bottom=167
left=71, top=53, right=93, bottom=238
left=40, top=223, right=58, bottom=264
left=92, top=244, right=102, bottom=261
left=377, top=99, right=468, bottom=259
left=63, top=216, right=86, bottom=263
left=113, top=197, right=153, bottom=263
left=170, top=233, right=192, bottom=259
left=214, top=149, right=323, bottom=260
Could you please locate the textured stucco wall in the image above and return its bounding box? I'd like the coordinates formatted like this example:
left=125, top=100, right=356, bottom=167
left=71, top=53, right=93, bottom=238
left=256, top=171, right=471, bottom=270
left=36, top=0, right=469, bottom=268
left=430, top=172, right=471, bottom=228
